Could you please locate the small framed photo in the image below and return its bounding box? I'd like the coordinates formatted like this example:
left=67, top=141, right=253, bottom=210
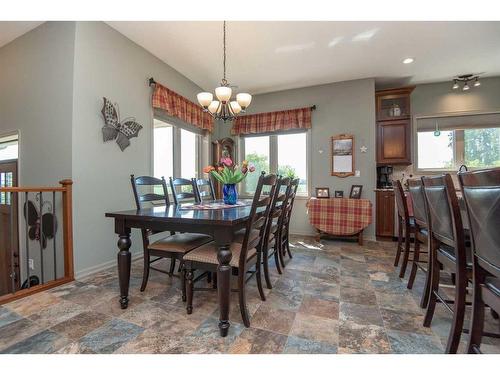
left=349, top=185, right=363, bottom=199
left=334, top=190, right=344, bottom=198
left=315, top=187, right=330, bottom=198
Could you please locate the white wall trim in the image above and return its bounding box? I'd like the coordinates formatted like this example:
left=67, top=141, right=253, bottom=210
left=75, top=251, right=142, bottom=280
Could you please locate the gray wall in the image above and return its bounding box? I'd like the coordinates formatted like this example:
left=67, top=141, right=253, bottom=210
left=71, top=22, right=208, bottom=275
left=0, top=22, right=75, bottom=185
left=412, top=76, right=500, bottom=116
left=218, top=78, right=377, bottom=237
left=0, top=22, right=75, bottom=283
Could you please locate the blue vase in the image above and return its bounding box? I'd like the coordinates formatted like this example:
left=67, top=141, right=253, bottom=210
left=223, top=184, right=238, bottom=205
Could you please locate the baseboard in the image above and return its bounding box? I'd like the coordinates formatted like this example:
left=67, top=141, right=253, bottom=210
left=75, top=252, right=142, bottom=280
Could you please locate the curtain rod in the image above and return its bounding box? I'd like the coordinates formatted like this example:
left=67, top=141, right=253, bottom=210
left=149, top=77, right=316, bottom=111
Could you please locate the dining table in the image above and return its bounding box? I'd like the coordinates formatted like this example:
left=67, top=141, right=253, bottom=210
left=105, top=199, right=256, bottom=337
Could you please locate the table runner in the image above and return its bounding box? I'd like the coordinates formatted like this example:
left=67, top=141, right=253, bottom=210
left=179, top=201, right=250, bottom=210
left=307, top=197, right=372, bottom=236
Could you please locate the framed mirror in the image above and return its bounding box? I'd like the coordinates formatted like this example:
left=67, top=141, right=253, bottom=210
left=331, top=134, right=354, bottom=177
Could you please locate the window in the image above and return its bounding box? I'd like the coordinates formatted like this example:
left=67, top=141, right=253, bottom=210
left=153, top=119, right=202, bottom=180
left=180, top=128, right=197, bottom=177
left=241, top=132, right=309, bottom=196
left=417, top=127, right=500, bottom=170
left=153, top=123, right=173, bottom=179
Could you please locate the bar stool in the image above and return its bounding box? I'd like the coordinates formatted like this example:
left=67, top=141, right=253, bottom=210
left=422, top=174, right=470, bottom=353
left=393, top=180, right=416, bottom=278
left=407, top=179, right=431, bottom=308
left=459, top=167, right=500, bottom=353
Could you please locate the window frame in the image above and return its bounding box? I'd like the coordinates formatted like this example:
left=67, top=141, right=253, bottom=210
left=152, top=114, right=204, bottom=180
left=414, top=111, right=500, bottom=173
left=238, top=129, right=311, bottom=198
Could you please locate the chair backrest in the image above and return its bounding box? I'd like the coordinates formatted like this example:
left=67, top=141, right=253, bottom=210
left=394, top=180, right=410, bottom=221
left=458, top=167, right=500, bottom=278
left=283, top=178, right=300, bottom=230
left=193, top=178, right=216, bottom=202
left=408, top=178, right=428, bottom=228
left=130, top=175, right=170, bottom=209
left=422, top=174, right=467, bottom=268
left=239, top=172, right=278, bottom=270
left=169, top=177, right=199, bottom=205
left=262, top=177, right=291, bottom=248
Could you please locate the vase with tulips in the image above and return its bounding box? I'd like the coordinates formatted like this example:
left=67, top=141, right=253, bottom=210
left=203, top=150, right=255, bottom=205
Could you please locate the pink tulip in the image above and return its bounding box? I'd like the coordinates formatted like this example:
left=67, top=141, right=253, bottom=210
left=242, top=167, right=248, bottom=174
left=220, top=157, right=233, bottom=167
left=249, top=164, right=256, bottom=173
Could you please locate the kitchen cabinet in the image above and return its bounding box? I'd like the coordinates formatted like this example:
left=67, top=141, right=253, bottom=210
left=376, top=190, right=395, bottom=237
left=376, top=87, right=414, bottom=165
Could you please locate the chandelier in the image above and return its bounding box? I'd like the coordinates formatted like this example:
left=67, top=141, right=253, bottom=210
left=452, top=74, right=481, bottom=91
left=197, top=21, right=252, bottom=122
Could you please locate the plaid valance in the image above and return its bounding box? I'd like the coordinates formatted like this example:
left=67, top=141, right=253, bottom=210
left=231, top=106, right=312, bottom=136
left=152, top=83, right=214, bottom=132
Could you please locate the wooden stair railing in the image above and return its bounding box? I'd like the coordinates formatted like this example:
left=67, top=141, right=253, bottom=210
left=0, top=179, right=74, bottom=305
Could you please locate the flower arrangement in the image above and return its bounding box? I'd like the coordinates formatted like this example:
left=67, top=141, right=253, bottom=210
left=203, top=150, right=255, bottom=204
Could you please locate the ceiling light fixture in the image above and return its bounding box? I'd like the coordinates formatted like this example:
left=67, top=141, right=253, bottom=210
left=197, top=21, right=251, bottom=122
left=451, top=74, right=481, bottom=91
left=403, top=58, right=414, bottom=64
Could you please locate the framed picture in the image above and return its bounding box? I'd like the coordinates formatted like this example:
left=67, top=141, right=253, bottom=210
left=331, top=134, right=355, bottom=177
left=349, top=185, right=363, bottom=199
left=334, top=190, right=344, bottom=198
left=315, top=187, right=330, bottom=198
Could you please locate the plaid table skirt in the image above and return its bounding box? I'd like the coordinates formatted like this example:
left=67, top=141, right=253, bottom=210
left=307, top=197, right=373, bottom=236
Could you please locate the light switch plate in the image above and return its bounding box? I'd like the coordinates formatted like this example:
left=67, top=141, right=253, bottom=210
left=29, top=259, right=34, bottom=270
left=355, top=170, right=361, bottom=177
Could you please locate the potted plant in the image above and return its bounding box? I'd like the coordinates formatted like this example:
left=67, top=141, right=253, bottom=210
left=203, top=151, right=255, bottom=205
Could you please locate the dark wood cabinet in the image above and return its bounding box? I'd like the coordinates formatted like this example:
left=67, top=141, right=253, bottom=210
left=377, top=119, right=411, bottom=165
left=376, top=190, right=395, bottom=237
left=376, top=87, right=414, bottom=165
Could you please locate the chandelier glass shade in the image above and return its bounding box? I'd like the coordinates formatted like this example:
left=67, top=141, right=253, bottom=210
left=197, top=21, right=252, bottom=122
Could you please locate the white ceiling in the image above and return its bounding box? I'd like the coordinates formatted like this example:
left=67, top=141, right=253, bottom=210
left=107, top=21, right=500, bottom=94
left=2, top=21, right=500, bottom=94
left=0, top=21, right=43, bottom=49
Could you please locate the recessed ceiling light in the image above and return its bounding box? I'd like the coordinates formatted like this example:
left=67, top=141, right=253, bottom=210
left=403, top=58, right=414, bottom=64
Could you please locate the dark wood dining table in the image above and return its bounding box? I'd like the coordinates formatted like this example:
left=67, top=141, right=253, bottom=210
left=105, top=199, right=255, bottom=337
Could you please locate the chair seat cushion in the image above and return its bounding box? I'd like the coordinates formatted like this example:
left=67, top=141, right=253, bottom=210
left=438, top=243, right=472, bottom=267
left=485, top=277, right=500, bottom=297
left=184, top=241, right=257, bottom=268
left=148, top=233, right=212, bottom=253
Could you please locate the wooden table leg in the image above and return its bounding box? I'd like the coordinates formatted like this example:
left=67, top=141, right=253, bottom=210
left=116, top=222, right=131, bottom=309
left=358, top=230, right=364, bottom=246
left=216, top=243, right=232, bottom=337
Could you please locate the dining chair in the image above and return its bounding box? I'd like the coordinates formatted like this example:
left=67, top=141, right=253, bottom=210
left=421, top=174, right=470, bottom=353
left=183, top=172, right=278, bottom=327
left=130, top=175, right=211, bottom=295
left=458, top=167, right=500, bottom=353
left=407, top=178, right=431, bottom=307
left=193, top=178, right=216, bottom=202
left=260, top=176, right=291, bottom=288
left=279, top=177, right=300, bottom=265
left=393, top=180, right=416, bottom=278
left=169, top=177, right=199, bottom=205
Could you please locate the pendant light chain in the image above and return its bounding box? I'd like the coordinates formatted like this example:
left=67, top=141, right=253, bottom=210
left=222, top=21, right=227, bottom=85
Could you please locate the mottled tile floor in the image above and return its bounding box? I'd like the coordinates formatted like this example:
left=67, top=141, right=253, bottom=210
left=1, top=236, right=499, bottom=354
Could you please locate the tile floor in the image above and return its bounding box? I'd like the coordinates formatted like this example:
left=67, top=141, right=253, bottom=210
left=1, top=236, right=499, bottom=354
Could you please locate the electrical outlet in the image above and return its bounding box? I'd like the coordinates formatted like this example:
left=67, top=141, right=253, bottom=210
left=355, top=170, right=361, bottom=177
left=29, top=259, right=34, bottom=270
